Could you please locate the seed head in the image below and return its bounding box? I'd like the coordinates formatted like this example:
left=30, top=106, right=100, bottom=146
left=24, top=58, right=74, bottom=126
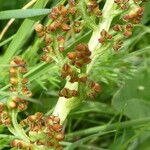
left=35, top=24, right=44, bottom=33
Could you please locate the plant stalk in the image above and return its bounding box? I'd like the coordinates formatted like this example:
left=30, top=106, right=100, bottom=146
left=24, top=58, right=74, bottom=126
left=53, top=0, right=116, bottom=124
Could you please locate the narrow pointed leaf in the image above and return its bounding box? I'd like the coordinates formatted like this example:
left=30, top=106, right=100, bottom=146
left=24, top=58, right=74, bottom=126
left=0, top=9, right=51, bottom=20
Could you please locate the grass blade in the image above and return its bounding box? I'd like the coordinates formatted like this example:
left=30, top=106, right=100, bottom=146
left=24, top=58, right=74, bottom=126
left=0, top=9, right=51, bottom=20
left=0, top=0, right=49, bottom=65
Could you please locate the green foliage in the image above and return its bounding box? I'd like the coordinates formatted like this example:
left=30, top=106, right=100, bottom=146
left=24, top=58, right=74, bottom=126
left=112, top=69, right=150, bottom=119
left=0, top=9, right=51, bottom=20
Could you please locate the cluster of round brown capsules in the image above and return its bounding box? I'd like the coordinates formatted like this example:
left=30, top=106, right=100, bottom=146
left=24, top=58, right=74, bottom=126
left=112, top=23, right=132, bottom=51
left=47, top=1, right=78, bottom=32
left=47, top=1, right=79, bottom=33
left=35, top=27, right=66, bottom=62
left=48, top=5, right=70, bottom=32
left=35, top=1, right=83, bottom=63
left=7, top=96, right=29, bottom=111
left=40, top=46, right=53, bottom=63
left=73, top=21, right=82, bottom=33
left=24, top=112, right=44, bottom=132
left=61, top=44, right=91, bottom=83
left=35, top=28, right=66, bottom=62
left=123, top=6, right=144, bottom=24
left=57, top=36, right=65, bottom=52
left=112, top=4, right=145, bottom=51
left=114, top=0, right=130, bottom=10
left=59, top=88, right=78, bottom=98
left=20, top=114, right=64, bottom=150
left=35, top=24, right=45, bottom=38
left=61, top=64, right=87, bottom=84
left=113, top=40, right=123, bottom=51
left=113, top=23, right=133, bottom=38
left=60, top=43, right=102, bottom=99
left=68, top=0, right=77, bottom=15
left=11, top=139, right=32, bottom=150
left=35, top=7, right=78, bottom=63
left=98, top=29, right=112, bottom=45
left=35, top=24, right=54, bottom=62
left=47, top=0, right=79, bottom=33
left=44, top=115, right=64, bottom=149
left=9, top=57, right=32, bottom=111
left=61, top=63, right=79, bottom=83
left=35, top=23, right=53, bottom=47
left=0, top=102, right=11, bottom=126
left=87, top=81, right=102, bottom=99
left=67, top=43, right=91, bottom=68
left=87, top=0, right=102, bottom=17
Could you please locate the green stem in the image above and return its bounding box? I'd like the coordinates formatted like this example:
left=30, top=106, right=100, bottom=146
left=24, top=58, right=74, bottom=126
left=0, top=35, right=15, bottom=47
left=52, top=34, right=64, bottom=66
left=53, top=81, right=79, bottom=124
left=11, top=110, right=30, bottom=142
left=88, top=0, right=116, bottom=52
left=8, top=126, right=18, bottom=136
left=53, top=0, right=116, bottom=124
left=66, top=117, right=150, bottom=138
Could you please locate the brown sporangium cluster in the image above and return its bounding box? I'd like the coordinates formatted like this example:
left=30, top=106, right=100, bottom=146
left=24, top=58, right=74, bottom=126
left=60, top=43, right=101, bottom=99
left=10, top=113, right=64, bottom=149
left=0, top=102, right=11, bottom=126
left=0, top=57, right=64, bottom=150
left=35, top=1, right=102, bottom=100
left=0, top=57, right=31, bottom=128
left=18, top=113, right=64, bottom=150
left=98, top=29, right=113, bottom=45
left=9, top=57, right=31, bottom=111
left=98, top=0, right=146, bottom=51
left=87, top=0, right=102, bottom=17
left=35, top=0, right=82, bottom=63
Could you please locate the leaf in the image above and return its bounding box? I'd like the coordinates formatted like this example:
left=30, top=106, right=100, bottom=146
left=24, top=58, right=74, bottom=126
left=0, top=0, right=49, bottom=65
left=112, top=69, right=150, bottom=119
left=65, top=130, right=114, bottom=150
left=0, top=134, right=14, bottom=150
left=0, top=9, right=51, bottom=20
left=142, top=1, right=150, bottom=24
left=110, top=130, right=134, bottom=150
left=124, top=99, right=150, bottom=119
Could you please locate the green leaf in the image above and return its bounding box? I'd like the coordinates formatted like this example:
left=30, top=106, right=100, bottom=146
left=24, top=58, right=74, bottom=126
left=142, top=1, right=150, bottom=24
left=124, top=98, right=150, bottom=119
left=0, top=0, right=48, bottom=65
left=0, top=134, right=14, bottom=150
left=65, top=130, right=114, bottom=150
left=112, top=69, right=150, bottom=119
left=0, top=9, right=51, bottom=20
left=110, top=130, right=134, bottom=150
